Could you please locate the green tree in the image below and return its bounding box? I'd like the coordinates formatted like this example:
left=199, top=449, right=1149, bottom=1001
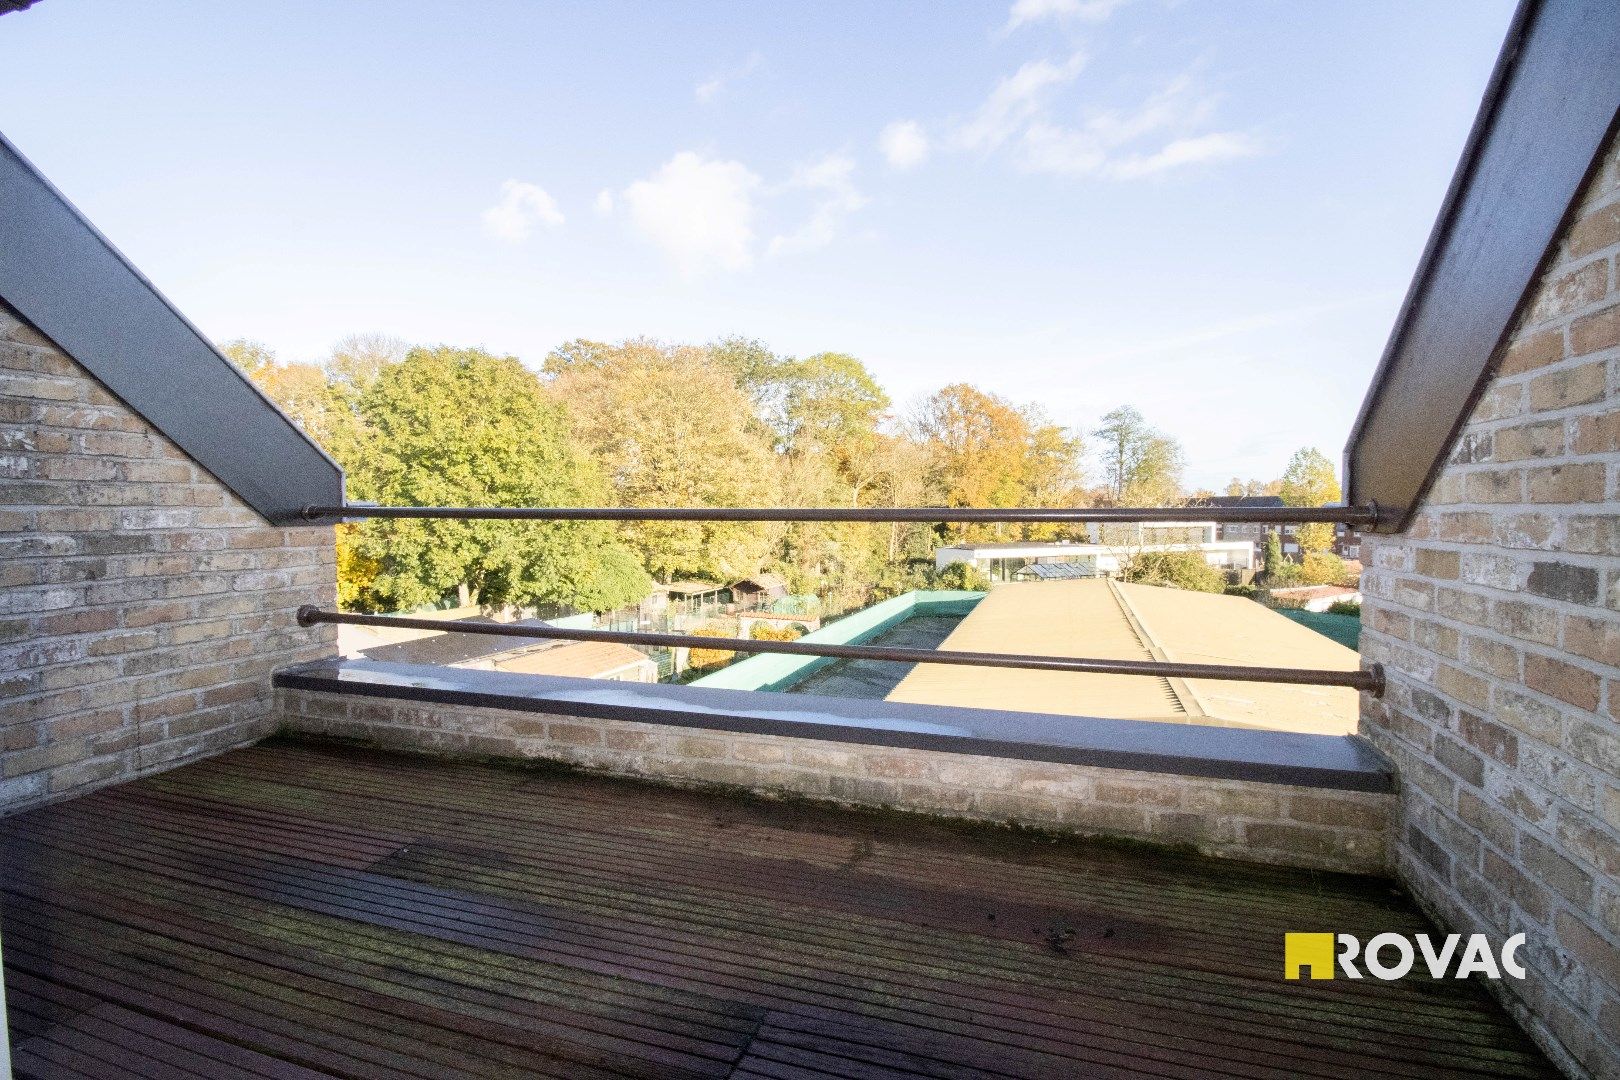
left=1091, top=406, right=1183, bottom=505
left=1263, top=529, right=1287, bottom=579
left=254, top=361, right=368, bottom=464
left=547, top=339, right=782, bottom=583
left=348, top=345, right=651, bottom=613
left=1262, top=529, right=1301, bottom=588
left=779, top=352, right=889, bottom=471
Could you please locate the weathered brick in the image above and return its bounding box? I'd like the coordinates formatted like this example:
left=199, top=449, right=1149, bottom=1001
left=1494, top=420, right=1567, bottom=462
left=1554, top=910, right=1620, bottom=991
left=1565, top=614, right=1620, bottom=667
left=1414, top=549, right=1461, bottom=580
left=1464, top=470, right=1522, bottom=503
left=1361, top=135, right=1620, bottom=1068
left=1498, top=327, right=1566, bottom=375
left=1526, top=653, right=1601, bottom=711
left=1, top=299, right=336, bottom=815
left=1460, top=712, right=1521, bottom=766
left=1570, top=302, right=1619, bottom=357
left=1567, top=201, right=1620, bottom=259
left=1528, top=462, right=1606, bottom=504
left=1530, top=259, right=1609, bottom=322
left=1434, top=733, right=1486, bottom=788
left=1521, top=834, right=1595, bottom=908
left=1494, top=599, right=1562, bottom=646
left=1527, top=561, right=1601, bottom=605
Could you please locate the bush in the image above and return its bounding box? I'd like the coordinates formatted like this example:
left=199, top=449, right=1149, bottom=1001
left=749, top=623, right=805, bottom=642
left=685, top=626, right=735, bottom=672
left=1263, top=561, right=1302, bottom=588
left=932, top=561, right=991, bottom=592
left=1120, top=550, right=1225, bottom=593
left=1224, top=584, right=1258, bottom=600
left=1300, top=551, right=1350, bottom=586
left=869, top=561, right=933, bottom=603
left=1327, top=599, right=1362, bottom=616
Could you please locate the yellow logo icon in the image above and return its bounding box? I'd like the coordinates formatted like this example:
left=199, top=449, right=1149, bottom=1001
left=1284, top=933, right=1336, bottom=980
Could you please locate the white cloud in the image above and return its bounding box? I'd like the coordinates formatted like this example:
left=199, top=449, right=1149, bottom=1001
left=1003, top=0, right=1131, bottom=33
left=593, top=188, right=615, bottom=216
left=1105, top=131, right=1260, bottom=179
left=768, top=153, right=868, bottom=257
left=951, top=64, right=1259, bottom=181
left=952, top=53, right=1086, bottom=152
left=878, top=120, right=930, bottom=170
left=481, top=180, right=564, bottom=242
left=695, top=51, right=764, bottom=103
left=619, top=152, right=762, bottom=276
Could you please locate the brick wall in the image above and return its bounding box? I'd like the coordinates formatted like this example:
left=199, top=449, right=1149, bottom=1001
left=278, top=686, right=1395, bottom=874
left=1, top=300, right=337, bottom=814
left=1360, top=133, right=1620, bottom=1077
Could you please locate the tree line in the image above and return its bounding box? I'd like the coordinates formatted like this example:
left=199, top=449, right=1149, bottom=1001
left=228, top=333, right=1341, bottom=613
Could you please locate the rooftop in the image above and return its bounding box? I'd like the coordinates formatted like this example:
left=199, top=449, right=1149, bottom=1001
left=490, top=639, right=652, bottom=679
left=0, top=739, right=1553, bottom=1080
left=888, top=580, right=1360, bottom=734
left=358, top=618, right=559, bottom=666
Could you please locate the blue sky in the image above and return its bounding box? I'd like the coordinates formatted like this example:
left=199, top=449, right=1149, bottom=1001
left=1, top=0, right=1515, bottom=491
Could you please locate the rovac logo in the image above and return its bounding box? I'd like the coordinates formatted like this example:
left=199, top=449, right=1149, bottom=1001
left=1285, top=932, right=1526, bottom=980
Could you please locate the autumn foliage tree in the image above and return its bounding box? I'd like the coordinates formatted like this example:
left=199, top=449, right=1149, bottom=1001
left=545, top=339, right=782, bottom=583
left=912, top=385, right=1086, bottom=543
left=1280, top=447, right=1343, bottom=555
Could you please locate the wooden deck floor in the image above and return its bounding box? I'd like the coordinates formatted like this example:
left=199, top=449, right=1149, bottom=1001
left=1, top=739, right=1553, bottom=1079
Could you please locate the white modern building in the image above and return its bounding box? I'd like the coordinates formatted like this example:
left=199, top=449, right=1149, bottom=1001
left=934, top=522, right=1255, bottom=584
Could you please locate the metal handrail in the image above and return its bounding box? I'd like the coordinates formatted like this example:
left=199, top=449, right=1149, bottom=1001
left=298, top=607, right=1386, bottom=696
left=295, top=501, right=1384, bottom=696
left=301, top=503, right=1386, bottom=525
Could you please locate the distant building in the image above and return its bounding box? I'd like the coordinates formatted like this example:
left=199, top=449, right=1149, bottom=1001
left=935, top=522, right=1253, bottom=584
left=1193, top=496, right=1364, bottom=563
left=1189, top=495, right=1296, bottom=560
left=732, top=573, right=789, bottom=609
left=358, top=617, right=656, bottom=682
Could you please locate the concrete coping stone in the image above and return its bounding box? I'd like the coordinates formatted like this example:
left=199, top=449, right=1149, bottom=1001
left=274, top=659, right=1394, bottom=793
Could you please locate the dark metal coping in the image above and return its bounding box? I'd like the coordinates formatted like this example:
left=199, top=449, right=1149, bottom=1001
left=1345, top=0, right=1620, bottom=532
left=0, top=131, right=343, bottom=524
left=301, top=503, right=1387, bottom=525
left=272, top=659, right=1396, bottom=793
left=298, top=606, right=1387, bottom=695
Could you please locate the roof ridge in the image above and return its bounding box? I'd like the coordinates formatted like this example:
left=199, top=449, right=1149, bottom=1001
left=1105, top=579, right=1209, bottom=720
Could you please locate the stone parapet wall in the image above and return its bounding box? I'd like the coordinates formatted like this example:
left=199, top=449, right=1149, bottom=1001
left=278, top=686, right=1395, bottom=875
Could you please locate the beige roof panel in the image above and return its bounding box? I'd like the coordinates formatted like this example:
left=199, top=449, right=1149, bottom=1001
left=886, top=579, right=1359, bottom=735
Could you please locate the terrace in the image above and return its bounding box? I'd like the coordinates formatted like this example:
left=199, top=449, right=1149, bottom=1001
left=0, top=740, right=1554, bottom=1079
left=3, top=1, right=1620, bottom=1076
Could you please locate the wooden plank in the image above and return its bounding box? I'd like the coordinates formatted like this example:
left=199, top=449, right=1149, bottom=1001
left=3, top=820, right=1473, bottom=1080
left=3, top=777, right=1542, bottom=1080
left=2, top=740, right=1559, bottom=1080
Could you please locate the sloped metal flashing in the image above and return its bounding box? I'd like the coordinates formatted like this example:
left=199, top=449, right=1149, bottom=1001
left=1345, top=0, right=1620, bottom=530
left=0, top=132, right=343, bottom=523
